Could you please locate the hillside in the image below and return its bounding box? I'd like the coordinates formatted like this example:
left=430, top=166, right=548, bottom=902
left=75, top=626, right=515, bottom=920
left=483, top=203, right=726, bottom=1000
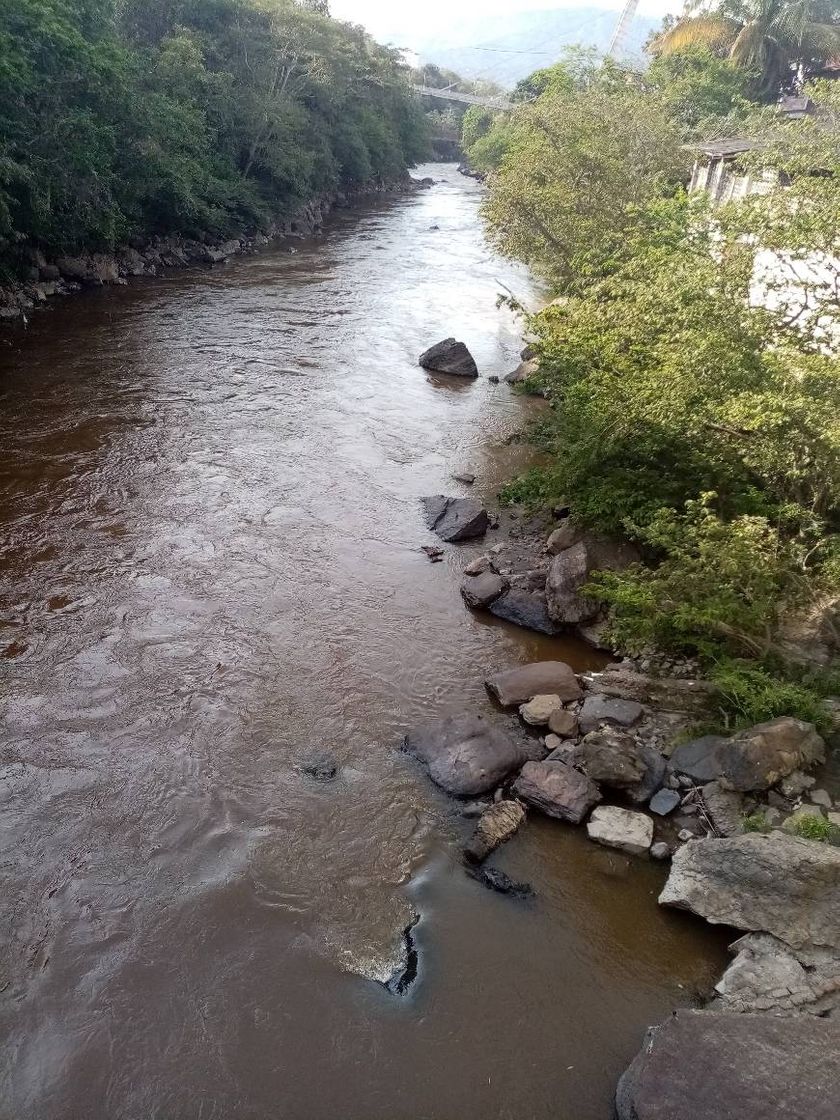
left=376, top=7, right=662, bottom=87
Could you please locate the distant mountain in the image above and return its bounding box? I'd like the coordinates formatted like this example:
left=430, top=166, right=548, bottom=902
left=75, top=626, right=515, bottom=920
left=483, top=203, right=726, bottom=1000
left=377, top=8, right=662, bottom=88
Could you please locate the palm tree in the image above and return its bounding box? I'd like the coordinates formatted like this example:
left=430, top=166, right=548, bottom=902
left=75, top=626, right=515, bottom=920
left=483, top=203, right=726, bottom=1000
left=654, top=0, right=840, bottom=97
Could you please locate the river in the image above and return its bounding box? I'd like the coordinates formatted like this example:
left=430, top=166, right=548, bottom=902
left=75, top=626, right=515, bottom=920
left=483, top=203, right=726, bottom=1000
left=0, top=164, right=728, bottom=1119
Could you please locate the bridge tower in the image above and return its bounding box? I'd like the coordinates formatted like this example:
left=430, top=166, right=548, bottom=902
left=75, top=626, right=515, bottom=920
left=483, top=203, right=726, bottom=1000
left=607, top=0, right=640, bottom=58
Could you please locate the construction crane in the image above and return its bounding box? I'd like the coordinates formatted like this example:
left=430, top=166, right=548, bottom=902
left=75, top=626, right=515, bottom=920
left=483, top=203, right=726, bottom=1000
left=608, top=0, right=640, bottom=58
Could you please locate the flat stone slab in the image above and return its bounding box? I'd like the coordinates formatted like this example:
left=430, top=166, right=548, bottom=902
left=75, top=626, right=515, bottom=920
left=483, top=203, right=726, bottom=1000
left=578, top=695, right=643, bottom=736
left=419, top=338, right=479, bottom=377
left=649, top=789, right=680, bottom=816
left=660, top=832, right=840, bottom=951
left=616, top=1010, right=840, bottom=1120
left=587, top=806, right=653, bottom=856
left=404, top=713, right=526, bottom=797
left=485, top=661, right=582, bottom=708
left=422, top=495, right=489, bottom=543
left=512, top=761, right=601, bottom=824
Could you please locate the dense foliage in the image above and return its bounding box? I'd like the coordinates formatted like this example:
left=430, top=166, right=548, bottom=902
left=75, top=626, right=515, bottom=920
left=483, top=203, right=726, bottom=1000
left=484, top=59, right=839, bottom=724
left=0, top=0, right=429, bottom=265
left=654, top=0, right=840, bottom=97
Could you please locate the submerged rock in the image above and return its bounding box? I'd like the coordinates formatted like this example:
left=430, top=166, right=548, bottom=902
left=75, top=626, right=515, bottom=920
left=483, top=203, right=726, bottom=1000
left=669, top=717, right=826, bottom=792
left=485, top=661, right=582, bottom=708
left=587, top=806, right=653, bottom=856
left=464, top=799, right=526, bottom=863
left=419, top=338, right=479, bottom=377
left=660, top=832, right=840, bottom=951
left=512, top=760, right=601, bottom=824
left=422, top=495, right=489, bottom=542
left=616, top=1010, right=840, bottom=1120
left=404, top=713, right=527, bottom=797
left=466, top=864, right=534, bottom=898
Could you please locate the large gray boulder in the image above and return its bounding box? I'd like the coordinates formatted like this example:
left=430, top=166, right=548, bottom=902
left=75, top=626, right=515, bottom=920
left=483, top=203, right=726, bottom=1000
left=512, top=761, right=601, bottom=823
left=669, top=717, right=826, bottom=792
left=419, top=338, right=478, bottom=377
left=489, top=590, right=560, bottom=635
left=422, top=495, right=489, bottom=542
left=660, top=832, right=840, bottom=951
left=616, top=1010, right=840, bottom=1120
left=577, top=728, right=665, bottom=805
left=545, top=535, right=639, bottom=625
left=485, top=661, right=582, bottom=708
left=404, top=713, right=527, bottom=797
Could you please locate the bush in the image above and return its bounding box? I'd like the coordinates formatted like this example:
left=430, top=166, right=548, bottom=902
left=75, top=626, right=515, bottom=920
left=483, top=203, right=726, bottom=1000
left=788, top=814, right=835, bottom=843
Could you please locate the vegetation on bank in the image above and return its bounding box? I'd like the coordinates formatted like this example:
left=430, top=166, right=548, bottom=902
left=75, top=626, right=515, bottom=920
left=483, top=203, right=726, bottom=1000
left=0, top=0, right=429, bottom=273
left=469, top=46, right=840, bottom=728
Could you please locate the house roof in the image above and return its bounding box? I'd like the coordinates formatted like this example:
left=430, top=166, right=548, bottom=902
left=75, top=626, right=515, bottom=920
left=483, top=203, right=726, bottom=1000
left=690, top=139, right=758, bottom=158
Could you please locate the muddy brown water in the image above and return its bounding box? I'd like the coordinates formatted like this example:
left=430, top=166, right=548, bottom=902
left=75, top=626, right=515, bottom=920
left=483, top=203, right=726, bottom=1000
left=0, top=164, right=730, bottom=1120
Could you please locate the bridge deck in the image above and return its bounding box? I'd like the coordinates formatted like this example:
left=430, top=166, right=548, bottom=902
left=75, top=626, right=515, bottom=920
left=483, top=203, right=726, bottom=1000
left=412, top=85, right=513, bottom=111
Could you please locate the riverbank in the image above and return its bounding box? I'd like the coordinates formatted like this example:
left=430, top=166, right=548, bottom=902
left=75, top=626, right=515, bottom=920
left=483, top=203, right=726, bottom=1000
left=410, top=422, right=840, bottom=1112
left=0, top=173, right=429, bottom=324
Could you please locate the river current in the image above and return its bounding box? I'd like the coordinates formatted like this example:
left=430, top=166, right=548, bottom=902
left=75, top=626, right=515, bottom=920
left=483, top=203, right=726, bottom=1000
left=0, top=164, right=728, bottom=1119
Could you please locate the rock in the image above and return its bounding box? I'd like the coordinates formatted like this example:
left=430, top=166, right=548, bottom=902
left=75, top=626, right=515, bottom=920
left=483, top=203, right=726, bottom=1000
left=651, top=841, right=672, bottom=861
left=660, top=832, right=840, bottom=951
left=546, top=741, right=580, bottom=765
left=55, top=255, right=90, bottom=280
left=584, top=665, right=715, bottom=715
left=463, top=555, right=492, bottom=576
left=578, top=728, right=666, bottom=805
left=403, top=713, right=528, bottom=797
left=460, top=571, right=506, bottom=609
left=488, top=590, right=560, bottom=636
left=648, top=789, right=680, bottom=816
left=519, top=694, right=563, bottom=727
left=587, top=806, right=653, bottom=856
left=452, top=471, right=476, bottom=485
left=616, top=1009, right=840, bottom=1120
left=488, top=374, right=500, bottom=384
left=39, top=263, right=61, bottom=282
left=678, top=828, right=697, bottom=842
left=829, top=811, right=840, bottom=829
left=782, top=805, right=826, bottom=833
left=505, top=357, right=538, bottom=384
left=301, top=756, right=338, bottom=782
left=715, top=931, right=840, bottom=1017
left=764, top=806, right=783, bottom=828
left=466, top=864, right=533, bottom=898
left=576, top=618, right=613, bottom=650
left=670, top=718, right=826, bottom=793
left=810, top=788, right=833, bottom=810
left=578, top=695, right=644, bottom=736
left=460, top=800, right=488, bottom=819
left=545, top=522, right=580, bottom=555
left=463, top=799, right=526, bottom=863
left=547, top=708, right=578, bottom=738
left=419, top=338, right=479, bottom=377
left=545, top=535, right=639, bottom=625
left=512, top=761, right=601, bottom=824
left=422, top=496, right=489, bottom=542
left=486, top=662, right=582, bottom=708
left=701, top=781, right=744, bottom=836
left=421, top=545, right=445, bottom=562
left=780, top=769, right=817, bottom=798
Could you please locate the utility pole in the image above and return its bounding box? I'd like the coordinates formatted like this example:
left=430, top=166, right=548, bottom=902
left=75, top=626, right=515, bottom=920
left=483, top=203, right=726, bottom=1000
left=608, top=0, right=640, bottom=58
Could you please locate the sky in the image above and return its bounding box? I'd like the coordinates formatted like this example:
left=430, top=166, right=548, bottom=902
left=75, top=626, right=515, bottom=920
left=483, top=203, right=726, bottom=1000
left=330, top=0, right=686, bottom=36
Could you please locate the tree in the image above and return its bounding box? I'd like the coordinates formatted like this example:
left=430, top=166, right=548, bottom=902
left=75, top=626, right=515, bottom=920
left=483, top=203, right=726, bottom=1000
left=654, top=0, right=840, bottom=98
left=476, top=75, right=687, bottom=290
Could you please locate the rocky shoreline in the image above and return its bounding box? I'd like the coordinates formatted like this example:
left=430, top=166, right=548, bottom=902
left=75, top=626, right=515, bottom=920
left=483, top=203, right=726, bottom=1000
left=0, top=173, right=430, bottom=324
left=409, top=368, right=840, bottom=1114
